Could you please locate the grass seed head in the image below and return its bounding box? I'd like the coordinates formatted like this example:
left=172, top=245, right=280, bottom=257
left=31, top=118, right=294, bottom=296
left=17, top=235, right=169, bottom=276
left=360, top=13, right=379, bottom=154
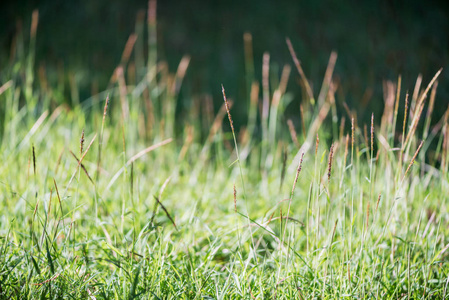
left=290, top=152, right=305, bottom=199
left=148, top=0, right=157, bottom=26
left=402, top=93, right=409, bottom=144
left=403, top=140, right=424, bottom=180
left=32, top=145, right=36, bottom=176
left=103, top=95, right=110, bottom=117
left=31, top=10, right=39, bottom=38
left=344, top=133, right=349, bottom=166
left=328, top=143, right=334, bottom=183
left=221, top=85, right=234, bottom=134
left=80, top=129, right=85, bottom=156
left=287, top=119, right=299, bottom=148
left=376, top=193, right=381, bottom=211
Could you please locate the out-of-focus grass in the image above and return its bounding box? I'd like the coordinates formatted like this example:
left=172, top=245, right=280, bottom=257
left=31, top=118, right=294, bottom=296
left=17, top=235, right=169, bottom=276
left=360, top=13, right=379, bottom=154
left=1, top=0, right=448, bottom=124
left=0, top=5, right=448, bottom=299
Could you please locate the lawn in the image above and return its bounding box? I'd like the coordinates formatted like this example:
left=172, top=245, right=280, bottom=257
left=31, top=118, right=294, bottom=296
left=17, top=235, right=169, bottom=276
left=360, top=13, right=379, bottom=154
left=0, top=7, right=448, bottom=299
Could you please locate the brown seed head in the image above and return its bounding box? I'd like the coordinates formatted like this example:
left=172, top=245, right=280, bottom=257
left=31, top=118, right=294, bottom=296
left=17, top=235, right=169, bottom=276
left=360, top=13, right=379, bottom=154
left=403, top=140, right=424, bottom=180
left=328, top=143, right=334, bottom=183
left=80, top=129, right=85, bottom=156
left=287, top=119, right=299, bottom=148
left=148, top=0, right=157, bottom=26
left=351, top=117, right=355, bottom=149
left=402, top=93, right=409, bottom=143
left=221, top=85, right=234, bottom=134
left=31, top=10, right=39, bottom=38
left=290, top=153, right=305, bottom=199
left=375, top=193, right=381, bottom=211
left=103, top=95, right=110, bottom=117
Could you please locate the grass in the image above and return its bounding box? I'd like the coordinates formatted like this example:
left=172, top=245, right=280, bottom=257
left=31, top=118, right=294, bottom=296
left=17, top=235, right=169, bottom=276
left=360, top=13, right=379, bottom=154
left=0, top=6, right=449, bottom=299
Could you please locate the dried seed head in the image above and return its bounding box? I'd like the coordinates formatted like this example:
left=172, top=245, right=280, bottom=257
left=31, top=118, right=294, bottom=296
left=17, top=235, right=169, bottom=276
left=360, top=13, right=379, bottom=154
left=31, top=10, right=39, bottom=39
left=290, top=153, right=305, bottom=199
left=375, top=193, right=381, bottom=211
left=221, top=85, right=234, bottom=134
left=287, top=119, right=299, bottom=148
left=80, top=129, right=85, bottom=156
left=328, top=143, right=334, bottom=183
left=148, top=0, right=157, bottom=26
left=403, top=140, right=424, bottom=180
left=286, top=38, right=314, bottom=101
left=405, top=70, right=441, bottom=148
left=402, top=93, right=409, bottom=143
left=426, top=80, right=438, bottom=121
left=103, top=95, right=110, bottom=117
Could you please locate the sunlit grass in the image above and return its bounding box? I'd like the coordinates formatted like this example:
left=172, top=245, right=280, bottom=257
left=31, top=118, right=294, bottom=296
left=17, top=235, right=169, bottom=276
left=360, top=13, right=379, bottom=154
left=0, top=6, right=448, bottom=299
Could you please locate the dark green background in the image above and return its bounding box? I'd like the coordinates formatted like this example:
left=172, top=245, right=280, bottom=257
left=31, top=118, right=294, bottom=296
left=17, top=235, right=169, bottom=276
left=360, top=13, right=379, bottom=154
left=1, top=0, right=449, bottom=124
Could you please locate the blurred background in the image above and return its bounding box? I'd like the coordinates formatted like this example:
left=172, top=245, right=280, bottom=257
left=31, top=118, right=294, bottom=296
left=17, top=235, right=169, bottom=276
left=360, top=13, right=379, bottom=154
left=1, top=0, right=448, bottom=126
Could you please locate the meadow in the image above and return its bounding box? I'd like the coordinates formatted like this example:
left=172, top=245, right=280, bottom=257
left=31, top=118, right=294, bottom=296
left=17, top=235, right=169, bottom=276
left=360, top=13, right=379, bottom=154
left=0, top=7, right=448, bottom=299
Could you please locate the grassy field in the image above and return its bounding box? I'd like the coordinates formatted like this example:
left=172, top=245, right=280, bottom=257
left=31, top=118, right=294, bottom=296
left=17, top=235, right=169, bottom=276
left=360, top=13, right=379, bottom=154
left=1, top=9, right=449, bottom=299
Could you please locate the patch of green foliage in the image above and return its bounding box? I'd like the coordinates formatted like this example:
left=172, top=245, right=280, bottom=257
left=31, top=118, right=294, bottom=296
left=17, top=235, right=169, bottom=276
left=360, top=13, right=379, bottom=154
left=0, top=7, right=448, bottom=299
